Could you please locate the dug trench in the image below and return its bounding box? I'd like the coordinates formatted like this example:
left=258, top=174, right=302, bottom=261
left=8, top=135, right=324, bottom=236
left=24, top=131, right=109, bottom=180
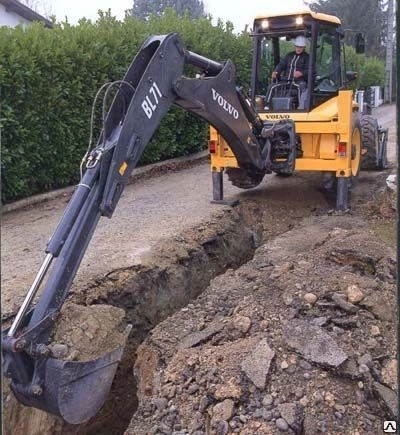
left=3, top=170, right=397, bottom=435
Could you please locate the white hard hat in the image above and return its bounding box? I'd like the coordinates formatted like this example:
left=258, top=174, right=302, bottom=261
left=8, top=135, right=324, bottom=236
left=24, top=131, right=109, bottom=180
left=294, top=35, right=307, bottom=47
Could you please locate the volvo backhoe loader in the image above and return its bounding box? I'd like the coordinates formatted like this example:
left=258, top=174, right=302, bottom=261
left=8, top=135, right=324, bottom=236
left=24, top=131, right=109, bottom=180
left=2, top=9, right=387, bottom=425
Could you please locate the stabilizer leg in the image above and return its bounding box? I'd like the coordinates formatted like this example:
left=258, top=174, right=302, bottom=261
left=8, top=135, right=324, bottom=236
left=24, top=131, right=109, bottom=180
left=336, top=177, right=350, bottom=212
left=211, top=170, right=238, bottom=206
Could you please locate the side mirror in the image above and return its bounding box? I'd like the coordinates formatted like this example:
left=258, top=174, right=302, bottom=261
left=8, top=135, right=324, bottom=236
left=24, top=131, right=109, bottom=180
left=346, top=71, right=358, bottom=82
left=355, top=33, right=365, bottom=54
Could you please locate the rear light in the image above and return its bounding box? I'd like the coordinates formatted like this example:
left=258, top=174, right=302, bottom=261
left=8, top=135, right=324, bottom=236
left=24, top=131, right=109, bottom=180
left=208, top=139, right=217, bottom=153
left=338, top=142, right=346, bottom=157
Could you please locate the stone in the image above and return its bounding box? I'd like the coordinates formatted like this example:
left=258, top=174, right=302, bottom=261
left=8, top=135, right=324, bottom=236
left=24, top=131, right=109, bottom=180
left=298, top=360, right=312, bottom=370
left=180, top=320, right=224, bottom=349
left=304, top=293, right=318, bottom=304
left=311, top=316, right=329, bottom=327
left=262, top=409, right=272, bottom=421
left=241, top=338, right=275, bottom=389
left=188, top=384, right=199, bottom=395
left=283, top=319, right=348, bottom=367
left=50, top=343, right=69, bottom=358
left=275, top=418, right=289, bottom=431
left=216, top=420, right=229, bottom=435
left=262, top=394, right=274, bottom=406
left=277, top=403, right=297, bottom=426
left=153, top=397, right=168, bottom=411
left=281, top=361, right=289, bottom=370
left=372, top=382, right=398, bottom=418
left=346, top=285, right=364, bottom=304
left=232, top=316, right=252, bottom=334
left=325, top=392, right=335, bottom=407
left=370, top=325, right=380, bottom=336
left=331, top=293, right=358, bottom=313
left=213, top=399, right=235, bottom=422
left=382, top=359, right=398, bottom=391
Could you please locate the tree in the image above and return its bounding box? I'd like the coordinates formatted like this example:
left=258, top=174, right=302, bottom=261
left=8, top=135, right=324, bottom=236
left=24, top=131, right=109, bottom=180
left=307, top=0, right=386, bottom=58
left=131, top=0, right=205, bottom=21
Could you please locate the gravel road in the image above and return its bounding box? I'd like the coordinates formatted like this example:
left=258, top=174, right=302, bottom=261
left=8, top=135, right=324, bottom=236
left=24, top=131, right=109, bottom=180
left=1, top=104, right=396, bottom=317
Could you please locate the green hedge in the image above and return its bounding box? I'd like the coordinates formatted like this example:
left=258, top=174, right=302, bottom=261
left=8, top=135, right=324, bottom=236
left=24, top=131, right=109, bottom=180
left=1, top=10, right=384, bottom=203
left=0, top=10, right=251, bottom=202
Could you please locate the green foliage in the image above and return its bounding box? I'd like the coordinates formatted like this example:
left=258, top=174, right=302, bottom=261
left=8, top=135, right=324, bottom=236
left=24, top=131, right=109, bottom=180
left=307, top=0, right=387, bottom=58
left=131, top=0, right=205, bottom=20
left=0, top=10, right=251, bottom=202
left=344, top=45, right=385, bottom=88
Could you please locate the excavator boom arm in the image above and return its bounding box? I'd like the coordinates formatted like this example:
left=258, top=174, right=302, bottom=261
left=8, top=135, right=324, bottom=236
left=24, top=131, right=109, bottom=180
left=2, top=33, right=268, bottom=423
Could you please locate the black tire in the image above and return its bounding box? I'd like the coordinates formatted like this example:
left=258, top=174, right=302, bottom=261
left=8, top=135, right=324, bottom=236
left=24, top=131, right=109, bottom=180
left=226, top=168, right=264, bottom=189
left=360, top=115, right=380, bottom=170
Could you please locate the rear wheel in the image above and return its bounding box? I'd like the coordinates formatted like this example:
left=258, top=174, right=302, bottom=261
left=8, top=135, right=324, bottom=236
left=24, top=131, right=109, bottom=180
left=360, top=115, right=380, bottom=170
left=351, top=118, right=362, bottom=177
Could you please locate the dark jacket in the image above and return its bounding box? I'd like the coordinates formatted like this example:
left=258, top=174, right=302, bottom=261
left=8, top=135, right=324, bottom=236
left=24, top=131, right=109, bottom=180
left=274, top=51, right=309, bottom=81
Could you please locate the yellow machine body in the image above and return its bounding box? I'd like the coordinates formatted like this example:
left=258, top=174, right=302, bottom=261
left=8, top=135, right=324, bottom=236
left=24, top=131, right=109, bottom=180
left=210, top=90, right=361, bottom=178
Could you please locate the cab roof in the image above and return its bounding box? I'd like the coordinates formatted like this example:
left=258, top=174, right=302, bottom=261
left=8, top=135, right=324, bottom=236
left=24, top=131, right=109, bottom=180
left=254, top=8, right=341, bottom=25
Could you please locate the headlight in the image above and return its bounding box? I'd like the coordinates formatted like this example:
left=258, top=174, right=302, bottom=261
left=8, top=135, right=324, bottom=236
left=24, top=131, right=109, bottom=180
left=295, top=16, right=303, bottom=25
left=261, top=20, right=269, bottom=30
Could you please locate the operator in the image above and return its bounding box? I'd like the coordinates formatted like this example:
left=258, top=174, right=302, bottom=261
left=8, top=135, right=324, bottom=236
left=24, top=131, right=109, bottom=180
left=266, top=35, right=309, bottom=109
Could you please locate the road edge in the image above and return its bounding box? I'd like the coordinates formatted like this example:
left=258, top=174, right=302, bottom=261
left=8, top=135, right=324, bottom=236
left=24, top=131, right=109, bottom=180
left=2, top=150, right=209, bottom=214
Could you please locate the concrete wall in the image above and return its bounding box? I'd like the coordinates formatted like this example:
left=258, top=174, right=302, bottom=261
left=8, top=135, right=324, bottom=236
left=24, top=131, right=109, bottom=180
left=0, top=4, right=30, bottom=28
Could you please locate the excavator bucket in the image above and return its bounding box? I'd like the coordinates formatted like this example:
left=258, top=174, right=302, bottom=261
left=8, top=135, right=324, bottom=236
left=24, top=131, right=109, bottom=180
left=10, top=347, right=124, bottom=424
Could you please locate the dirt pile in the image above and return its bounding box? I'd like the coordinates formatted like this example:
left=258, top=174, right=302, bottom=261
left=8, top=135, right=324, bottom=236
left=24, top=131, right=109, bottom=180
left=126, top=215, right=397, bottom=434
left=3, top=303, right=129, bottom=435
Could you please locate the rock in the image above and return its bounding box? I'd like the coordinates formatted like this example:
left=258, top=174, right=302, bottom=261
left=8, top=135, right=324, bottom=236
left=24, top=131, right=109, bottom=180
left=331, top=293, right=358, bottom=313
left=275, top=418, right=289, bottom=431
left=357, top=353, right=372, bottom=367
left=199, top=396, right=210, bottom=412
left=370, top=325, right=380, bottom=336
left=241, top=338, right=275, bottom=389
left=262, top=394, right=274, bottom=406
left=372, top=382, right=398, bottom=418
left=311, top=316, right=329, bottom=327
left=304, top=293, right=318, bottom=304
left=213, top=399, right=235, bottom=422
left=360, top=297, right=394, bottom=321
left=298, top=360, right=312, bottom=370
left=346, top=284, right=364, bottom=304
left=283, top=319, right=348, bottom=367
left=50, top=343, right=69, bottom=358
left=382, top=359, right=398, bottom=391
left=188, top=384, right=199, bottom=395
left=277, top=403, right=297, bottom=426
left=216, top=420, right=229, bottom=435
left=358, top=364, right=369, bottom=374
left=153, top=397, right=168, bottom=411
left=281, top=361, right=289, bottom=370
left=295, top=388, right=305, bottom=399
left=180, top=320, right=224, bottom=349
left=324, top=392, right=335, bottom=407
left=232, top=315, right=252, bottom=334
left=262, top=409, right=272, bottom=421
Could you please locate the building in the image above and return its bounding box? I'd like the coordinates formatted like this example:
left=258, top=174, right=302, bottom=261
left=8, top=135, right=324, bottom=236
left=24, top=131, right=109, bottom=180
left=0, top=0, right=53, bottom=28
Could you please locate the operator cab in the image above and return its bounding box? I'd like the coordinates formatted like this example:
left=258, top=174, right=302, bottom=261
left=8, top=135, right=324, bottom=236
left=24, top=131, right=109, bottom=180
left=250, top=9, right=346, bottom=112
